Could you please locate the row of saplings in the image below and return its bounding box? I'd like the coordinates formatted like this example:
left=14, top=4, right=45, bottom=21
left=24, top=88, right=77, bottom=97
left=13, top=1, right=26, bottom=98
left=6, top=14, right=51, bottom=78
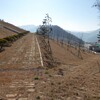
left=0, top=31, right=29, bottom=51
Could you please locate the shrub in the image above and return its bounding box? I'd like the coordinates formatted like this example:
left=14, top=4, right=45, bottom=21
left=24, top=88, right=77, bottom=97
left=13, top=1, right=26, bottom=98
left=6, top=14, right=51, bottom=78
left=0, top=31, right=29, bottom=50
left=4, top=36, right=13, bottom=42
left=45, top=71, right=49, bottom=74
left=36, top=96, right=40, bottom=99
left=34, top=77, right=39, bottom=80
left=0, top=39, right=8, bottom=49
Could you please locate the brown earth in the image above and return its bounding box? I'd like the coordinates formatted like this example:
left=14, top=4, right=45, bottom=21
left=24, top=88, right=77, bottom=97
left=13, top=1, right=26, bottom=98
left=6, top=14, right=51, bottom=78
left=0, top=34, right=99, bottom=100
left=47, top=40, right=100, bottom=100
left=0, top=21, right=100, bottom=99
left=0, top=20, right=25, bottom=38
left=0, top=33, right=42, bottom=100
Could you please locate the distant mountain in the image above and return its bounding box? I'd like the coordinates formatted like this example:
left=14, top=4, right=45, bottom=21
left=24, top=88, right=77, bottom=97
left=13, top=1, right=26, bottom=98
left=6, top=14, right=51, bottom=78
left=50, top=25, right=84, bottom=45
left=19, top=25, right=38, bottom=32
left=20, top=24, right=99, bottom=43
left=71, top=29, right=100, bottom=43
left=20, top=25, right=84, bottom=45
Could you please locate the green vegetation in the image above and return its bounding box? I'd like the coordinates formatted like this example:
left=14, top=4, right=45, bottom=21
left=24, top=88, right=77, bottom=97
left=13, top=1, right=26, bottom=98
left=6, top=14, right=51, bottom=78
left=0, top=39, right=8, bottom=49
left=0, top=31, right=29, bottom=51
left=36, top=96, right=40, bottom=99
left=34, top=77, right=39, bottom=80
left=45, top=71, right=49, bottom=74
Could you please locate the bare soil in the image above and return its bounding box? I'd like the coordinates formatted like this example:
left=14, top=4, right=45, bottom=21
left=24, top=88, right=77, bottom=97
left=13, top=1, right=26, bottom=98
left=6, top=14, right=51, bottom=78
left=0, top=33, right=100, bottom=100
left=0, top=20, right=25, bottom=38
left=0, top=33, right=42, bottom=99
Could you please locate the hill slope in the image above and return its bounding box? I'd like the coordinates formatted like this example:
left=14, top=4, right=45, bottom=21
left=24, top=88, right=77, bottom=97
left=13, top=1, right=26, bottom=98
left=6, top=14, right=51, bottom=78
left=51, top=25, right=84, bottom=45
left=36, top=35, right=100, bottom=100
left=0, top=21, right=99, bottom=99
left=0, top=20, right=25, bottom=38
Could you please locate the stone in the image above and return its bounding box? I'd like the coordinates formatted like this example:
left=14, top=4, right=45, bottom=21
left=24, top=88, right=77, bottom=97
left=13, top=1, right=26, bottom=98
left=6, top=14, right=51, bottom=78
left=18, top=98, right=28, bottom=100
left=6, top=94, right=17, bottom=98
left=27, top=89, right=35, bottom=92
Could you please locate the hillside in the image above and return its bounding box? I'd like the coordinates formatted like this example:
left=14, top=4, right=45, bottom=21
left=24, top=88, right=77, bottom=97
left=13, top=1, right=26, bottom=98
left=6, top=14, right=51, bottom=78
left=0, top=21, right=100, bottom=100
left=21, top=24, right=100, bottom=43
left=37, top=36, right=100, bottom=100
left=51, top=25, right=84, bottom=45
left=0, top=20, right=25, bottom=38
left=0, top=33, right=100, bottom=100
left=21, top=25, right=84, bottom=45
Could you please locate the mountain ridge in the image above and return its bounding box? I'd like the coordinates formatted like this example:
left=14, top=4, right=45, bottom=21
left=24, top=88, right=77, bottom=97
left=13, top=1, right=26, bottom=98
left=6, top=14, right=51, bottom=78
left=71, top=29, right=100, bottom=43
left=20, top=24, right=100, bottom=43
left=19, top=25, right=38, bottom=32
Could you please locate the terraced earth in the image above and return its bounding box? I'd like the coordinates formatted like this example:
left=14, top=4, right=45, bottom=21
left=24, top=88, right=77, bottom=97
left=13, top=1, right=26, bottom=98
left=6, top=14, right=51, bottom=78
left=0, top=33, right=43, bottom=100
left=0, top=21, right=100, bottom=100
left=0, top=34, right=100, bottom=100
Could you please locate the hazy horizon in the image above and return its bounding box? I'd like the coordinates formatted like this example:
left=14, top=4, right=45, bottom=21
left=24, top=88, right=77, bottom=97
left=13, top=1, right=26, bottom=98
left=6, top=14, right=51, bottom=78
left=19, top=24, right=100, bottom=33
left=0, top=0, right=99, bottom=32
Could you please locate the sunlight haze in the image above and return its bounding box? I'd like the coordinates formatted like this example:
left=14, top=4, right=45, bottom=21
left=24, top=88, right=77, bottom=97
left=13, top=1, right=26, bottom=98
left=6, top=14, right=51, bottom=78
left=0, top=0, right=99, bottom=31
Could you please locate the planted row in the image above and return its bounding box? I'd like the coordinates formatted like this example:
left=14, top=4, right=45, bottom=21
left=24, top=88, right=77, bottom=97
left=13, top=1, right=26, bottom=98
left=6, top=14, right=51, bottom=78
left=0, top=39, right=9, bottom=50
left=0, top=31, right=29, bottom=51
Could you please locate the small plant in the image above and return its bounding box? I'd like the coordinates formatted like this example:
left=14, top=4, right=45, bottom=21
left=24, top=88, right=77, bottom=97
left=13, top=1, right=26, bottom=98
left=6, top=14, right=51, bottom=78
left=36, top=96, right=40, bottom=99
left=49, top=75, right=52, bottom=77
left=51, top=82, right=54, bottom=85
left=0, top=39, right=9, bottom=49
left=45, top=71, right=49, bottom=74
left=58, top=82, right=61, bottom=85
left=34, top=77, right=39, bottom=80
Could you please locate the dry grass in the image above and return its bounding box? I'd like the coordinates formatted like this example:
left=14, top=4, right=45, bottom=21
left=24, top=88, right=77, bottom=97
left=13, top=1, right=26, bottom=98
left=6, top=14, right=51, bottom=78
left=0, top=30, right=100, bottom=99
left=0, top=20, right=25, bottom=39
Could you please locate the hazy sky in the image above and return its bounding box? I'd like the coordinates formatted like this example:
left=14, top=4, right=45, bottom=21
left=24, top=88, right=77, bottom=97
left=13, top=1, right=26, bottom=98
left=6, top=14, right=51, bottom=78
left=0, top=0, right=99, bottom=31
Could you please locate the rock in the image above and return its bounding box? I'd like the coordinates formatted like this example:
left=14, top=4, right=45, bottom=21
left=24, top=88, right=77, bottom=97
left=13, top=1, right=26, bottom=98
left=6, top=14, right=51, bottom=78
left=27, top=89, right=35, bottom=92
left=6, top=94, right=17, bottom=98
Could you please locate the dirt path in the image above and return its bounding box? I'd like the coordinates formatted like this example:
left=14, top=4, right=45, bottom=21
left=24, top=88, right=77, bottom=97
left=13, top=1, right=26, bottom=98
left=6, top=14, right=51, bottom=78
left=0, top=33, right=43, bottom=100
left=0, top=33, right=40, bottom=68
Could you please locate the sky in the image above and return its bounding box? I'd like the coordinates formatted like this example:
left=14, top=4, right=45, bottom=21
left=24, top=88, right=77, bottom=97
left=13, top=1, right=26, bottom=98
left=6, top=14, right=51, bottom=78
left=0, top=0, right=99, bottom=31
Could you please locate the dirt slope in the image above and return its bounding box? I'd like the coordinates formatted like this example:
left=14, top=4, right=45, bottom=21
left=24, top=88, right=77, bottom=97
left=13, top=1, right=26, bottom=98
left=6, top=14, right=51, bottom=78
left=0, top=33, right=43, bottom=99
left=44, top=39, right=100, bottom=100
left=0, top=21, right=100, bottom=99
left=0, top=20, right=25, bottom=38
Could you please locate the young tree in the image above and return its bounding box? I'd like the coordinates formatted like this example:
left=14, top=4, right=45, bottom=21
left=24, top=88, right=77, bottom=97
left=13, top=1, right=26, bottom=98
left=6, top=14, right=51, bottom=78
left=36, top=14, right=55, bottom=67
left=93, top=0, right=100, bottom=43
left=97, top=31, right=100, bottom=42
left=37, top=14, right=52, bottom=37
left=77, top=34, right=83, bottom=59
left=93, top=0, right=100, bottom=10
